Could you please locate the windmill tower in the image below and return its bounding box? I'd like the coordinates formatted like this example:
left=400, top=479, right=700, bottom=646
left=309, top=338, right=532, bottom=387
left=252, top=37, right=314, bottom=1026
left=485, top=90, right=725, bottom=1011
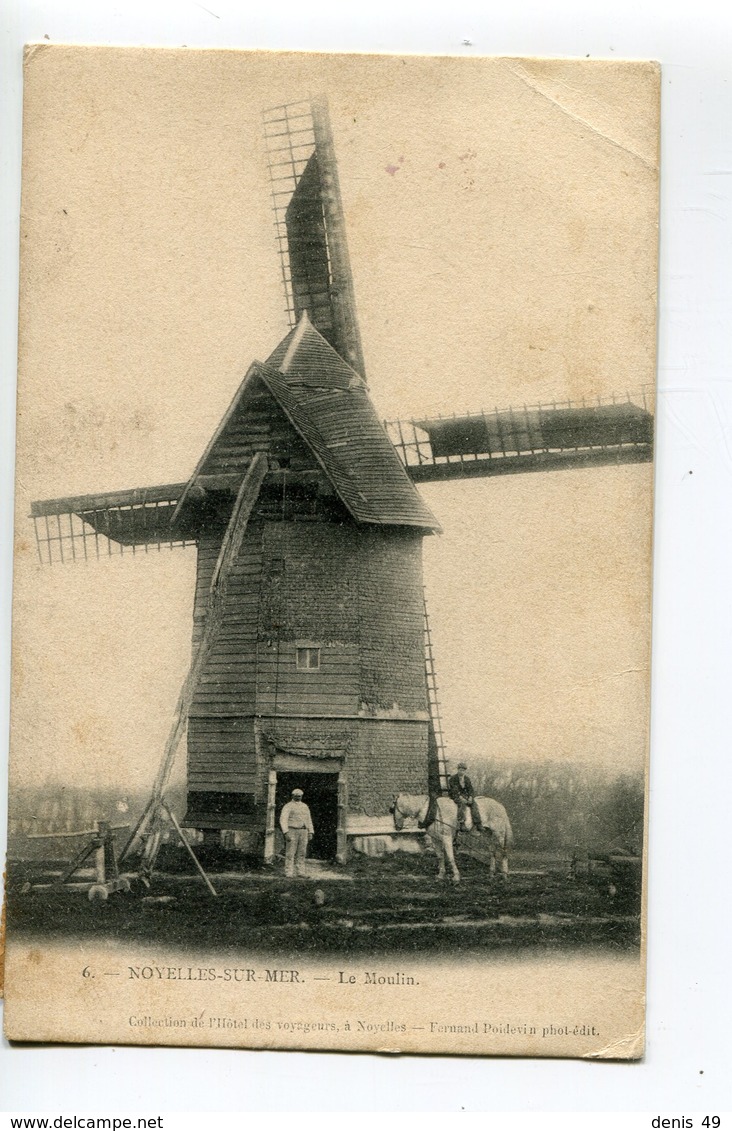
left=30, top=98, right=653, bottom=867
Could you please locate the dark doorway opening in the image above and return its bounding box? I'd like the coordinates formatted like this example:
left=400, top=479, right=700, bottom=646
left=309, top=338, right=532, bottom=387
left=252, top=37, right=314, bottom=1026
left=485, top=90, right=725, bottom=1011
left=275, top=771, right=339, bottom=861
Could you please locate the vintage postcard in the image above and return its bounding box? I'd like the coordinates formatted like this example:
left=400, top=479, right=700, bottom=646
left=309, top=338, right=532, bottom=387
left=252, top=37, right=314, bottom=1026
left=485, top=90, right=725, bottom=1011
left=4, top=48, right=659, bottom=1056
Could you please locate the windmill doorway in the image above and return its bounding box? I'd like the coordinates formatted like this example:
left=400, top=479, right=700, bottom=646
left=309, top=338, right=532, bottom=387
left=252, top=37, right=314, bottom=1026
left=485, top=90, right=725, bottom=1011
left=274, top=770, right=339, bottom=861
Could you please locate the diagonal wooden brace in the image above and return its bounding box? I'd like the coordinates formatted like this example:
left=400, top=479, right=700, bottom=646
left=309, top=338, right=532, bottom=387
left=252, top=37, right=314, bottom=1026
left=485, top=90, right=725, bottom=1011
left=121, top=452, right=269, bottom=864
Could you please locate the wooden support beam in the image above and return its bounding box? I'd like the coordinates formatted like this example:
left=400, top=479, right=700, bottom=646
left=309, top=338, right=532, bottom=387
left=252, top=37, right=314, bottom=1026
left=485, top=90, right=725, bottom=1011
left=194, top=473, right=243, bottom=492
left=210, top=453, right=269, bottom=593
left=161, top=802, right=218, bottom=897
left=121, top=452, right=269, bottom=865
left=405, top=444, right=653, bottom=484
left=31, top=482, right=187, bottom=519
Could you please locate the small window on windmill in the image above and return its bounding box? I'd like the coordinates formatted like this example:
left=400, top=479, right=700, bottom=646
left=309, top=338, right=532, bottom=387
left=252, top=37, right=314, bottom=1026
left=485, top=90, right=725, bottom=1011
left=296, top=646, right=321, bottom=671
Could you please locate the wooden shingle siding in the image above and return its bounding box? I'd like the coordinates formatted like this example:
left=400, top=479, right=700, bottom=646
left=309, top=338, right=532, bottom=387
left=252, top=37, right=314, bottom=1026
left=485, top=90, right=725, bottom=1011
left=258, top=522, right=360, bottom=643
left=189, top=525, right=263, bottom=717
left=188, top=717, right=257, bottom=792
left=348, top=720, right=428, bottom=815
left=254, top=521, right=360, bottom=716
left=358, top=529, right=427, bottom=716
left=197, top=380, right=319, bottom=481
left=260, top=717, right=355, bottom=778
left=259, top=362, right=440, bottom=530
left=256, top=643, right=359, bottom=716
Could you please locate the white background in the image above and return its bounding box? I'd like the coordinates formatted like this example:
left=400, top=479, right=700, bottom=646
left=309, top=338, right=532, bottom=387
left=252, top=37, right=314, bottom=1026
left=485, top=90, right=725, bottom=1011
left=1, top=0, right=731, bottom=1114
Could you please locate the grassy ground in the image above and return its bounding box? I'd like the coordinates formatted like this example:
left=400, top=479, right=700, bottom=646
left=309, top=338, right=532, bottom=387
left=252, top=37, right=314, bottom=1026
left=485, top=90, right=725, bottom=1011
left=5, top=845, right=641, bottom=958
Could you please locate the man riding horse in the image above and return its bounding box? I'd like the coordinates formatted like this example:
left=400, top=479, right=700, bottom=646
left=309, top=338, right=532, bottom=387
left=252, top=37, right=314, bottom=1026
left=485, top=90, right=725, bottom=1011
left=448, top=762, right=484, bottom=831
left=393, top=790, right=512, bottom=884
left=420, top=761, right=483, bottom=832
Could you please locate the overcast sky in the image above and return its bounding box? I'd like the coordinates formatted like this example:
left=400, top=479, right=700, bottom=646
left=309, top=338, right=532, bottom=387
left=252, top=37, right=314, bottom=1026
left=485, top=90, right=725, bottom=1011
left=11, top=50, right=657, bottom=790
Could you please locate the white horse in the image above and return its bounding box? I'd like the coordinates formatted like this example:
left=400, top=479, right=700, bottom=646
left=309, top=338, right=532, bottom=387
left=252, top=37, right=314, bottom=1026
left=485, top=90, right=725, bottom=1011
left=391, top=794, right=513, bottom=884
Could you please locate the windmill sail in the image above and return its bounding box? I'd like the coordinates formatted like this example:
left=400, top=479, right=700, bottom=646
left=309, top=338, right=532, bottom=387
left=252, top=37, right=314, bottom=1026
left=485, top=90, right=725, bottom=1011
left=30, top=391, right=654, bottom=564
left=30, top=99, right=655, bottom=565
left=30, top=482, right=192, bottom=565
left=263, top=97, right=366, bottom=378
left=386, top=391, right=654, bottom=484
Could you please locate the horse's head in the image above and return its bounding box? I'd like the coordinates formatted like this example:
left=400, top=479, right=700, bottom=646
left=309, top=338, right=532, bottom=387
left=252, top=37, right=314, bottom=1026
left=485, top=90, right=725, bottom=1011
left=390, top=794, right=406, bottom=831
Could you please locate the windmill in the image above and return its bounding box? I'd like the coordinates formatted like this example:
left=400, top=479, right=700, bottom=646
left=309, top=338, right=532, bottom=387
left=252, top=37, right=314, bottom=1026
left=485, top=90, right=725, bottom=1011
left=29, top=97, right=654, bottom=871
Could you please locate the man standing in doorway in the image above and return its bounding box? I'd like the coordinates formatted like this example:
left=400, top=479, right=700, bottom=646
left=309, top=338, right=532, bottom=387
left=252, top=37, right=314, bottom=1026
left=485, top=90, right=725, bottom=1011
left=279, top=788, right=315, bottom=877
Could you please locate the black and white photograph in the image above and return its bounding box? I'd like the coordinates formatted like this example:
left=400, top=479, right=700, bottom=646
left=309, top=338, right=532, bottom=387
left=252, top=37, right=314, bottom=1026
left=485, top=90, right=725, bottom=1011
left=4, top=48, right=658, bottom=1057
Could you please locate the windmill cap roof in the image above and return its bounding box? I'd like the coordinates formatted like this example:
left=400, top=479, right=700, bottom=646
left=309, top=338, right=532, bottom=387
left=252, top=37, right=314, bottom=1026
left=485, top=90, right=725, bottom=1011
left=171, top=315, right=441, bottom=533
left=256, top=320, right=441, bottom=532
left=292, top=788, right=304, bottom=797
left=266, top=310, right=366, bottom=390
